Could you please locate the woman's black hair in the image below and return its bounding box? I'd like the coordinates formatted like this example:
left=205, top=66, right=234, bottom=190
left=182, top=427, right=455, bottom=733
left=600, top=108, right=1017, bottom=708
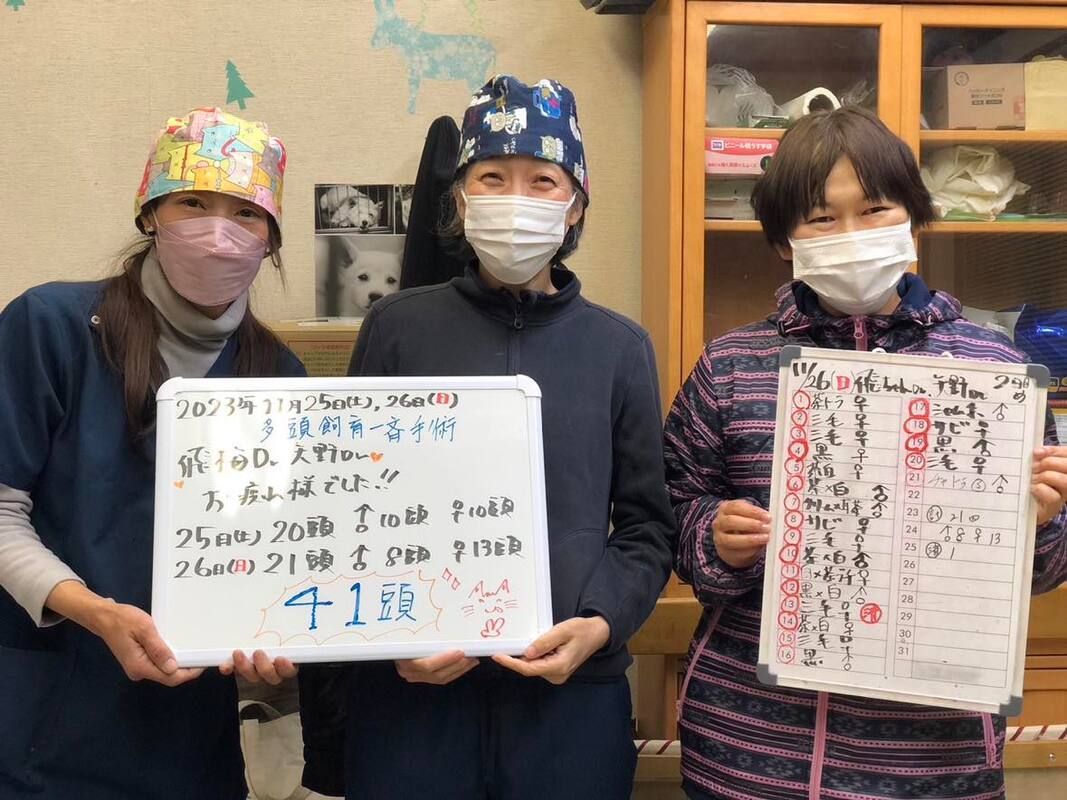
left=752, top=106, right=936, bottom=248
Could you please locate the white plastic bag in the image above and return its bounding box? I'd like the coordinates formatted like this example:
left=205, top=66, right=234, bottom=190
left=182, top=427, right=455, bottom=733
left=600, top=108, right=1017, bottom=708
left=240, top=700, right=309, bottom=800
left=920, top=145, right=1029, bottom=220
left=706, top=64, right=776, bottom=127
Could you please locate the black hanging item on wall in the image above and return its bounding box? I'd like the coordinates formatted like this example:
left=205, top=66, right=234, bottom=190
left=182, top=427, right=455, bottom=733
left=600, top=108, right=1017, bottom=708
left=399, top=115, right=467, bottom=290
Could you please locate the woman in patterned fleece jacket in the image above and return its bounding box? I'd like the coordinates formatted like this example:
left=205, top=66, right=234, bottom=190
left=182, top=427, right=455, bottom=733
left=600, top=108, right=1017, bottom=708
left=663, top=107, right=1067, bottom=800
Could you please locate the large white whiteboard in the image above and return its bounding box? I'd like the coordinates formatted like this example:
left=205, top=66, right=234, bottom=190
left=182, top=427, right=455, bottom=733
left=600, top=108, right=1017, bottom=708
left=152, top=376, right=552, bottom=667
left=759, top=346, right=1049, bottom=715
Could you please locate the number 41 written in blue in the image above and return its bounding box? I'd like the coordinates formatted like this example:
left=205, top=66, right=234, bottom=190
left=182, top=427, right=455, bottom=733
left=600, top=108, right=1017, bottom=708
left=284, top=582, right=416, bottom=631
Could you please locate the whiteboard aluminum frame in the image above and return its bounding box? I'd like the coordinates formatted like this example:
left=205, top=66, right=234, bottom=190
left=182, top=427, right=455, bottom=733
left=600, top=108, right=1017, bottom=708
left=758, top=346, right=1048, bottom=715
left=152, top=375, right=554, bottom=666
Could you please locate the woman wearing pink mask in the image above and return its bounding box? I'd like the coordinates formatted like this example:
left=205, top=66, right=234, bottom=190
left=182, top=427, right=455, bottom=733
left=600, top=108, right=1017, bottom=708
left=664, top=106, right=1067, bottom=800
left=0, top=107, right=304, bottom=799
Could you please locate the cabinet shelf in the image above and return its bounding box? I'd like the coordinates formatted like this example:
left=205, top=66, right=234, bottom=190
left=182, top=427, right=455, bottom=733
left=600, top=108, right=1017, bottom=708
left=704, top=219, right=762, bottom=232
left=705, top=220, right=1067, bottom=235
left=926, top=221, right=1067, bottom=235
left=920, top=130, right=1067, bottom=145
left=708, top=130, right=1067, bottom=145
left=705, top=127, right=786, bottom=140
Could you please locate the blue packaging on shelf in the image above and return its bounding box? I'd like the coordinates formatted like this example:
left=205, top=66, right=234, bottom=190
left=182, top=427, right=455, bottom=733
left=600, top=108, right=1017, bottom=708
left=1014, top=307, right=1067, bottom=401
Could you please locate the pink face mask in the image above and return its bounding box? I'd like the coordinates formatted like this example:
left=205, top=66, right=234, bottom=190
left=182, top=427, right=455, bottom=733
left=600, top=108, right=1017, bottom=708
left=154, top=216, right=267, bottom=306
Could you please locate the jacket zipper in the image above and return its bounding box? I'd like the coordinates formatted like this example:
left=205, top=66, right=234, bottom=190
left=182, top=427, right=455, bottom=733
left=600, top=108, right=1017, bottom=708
left=982, top=713, right=999, bottom=766
left=507, top=303, right=525, bottom=374
left=807, top=317, right=865, bottom=799
left=852, top=316, right=868, bottom=352
left=676, top=608, right=722, bottom=722
left=809, top=692, right=829, bottom=800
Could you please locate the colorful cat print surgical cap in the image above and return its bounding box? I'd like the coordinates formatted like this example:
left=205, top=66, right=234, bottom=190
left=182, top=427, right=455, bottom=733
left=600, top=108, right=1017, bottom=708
left=134, top=107, right=286, bottom=233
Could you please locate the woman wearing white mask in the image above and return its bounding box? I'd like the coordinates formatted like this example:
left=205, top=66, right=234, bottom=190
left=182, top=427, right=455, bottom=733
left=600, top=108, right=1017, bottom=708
left=298, top=75, right=676, bottom=799
left=0, top=107, right=303, bottom=798
left=664, top=106, right=1067, bottom=800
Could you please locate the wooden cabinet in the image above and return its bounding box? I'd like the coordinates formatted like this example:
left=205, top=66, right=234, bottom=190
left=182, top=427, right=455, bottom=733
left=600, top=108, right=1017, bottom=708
left=900, top=5, right=1067, bottom=424
left=644, top=0, right=1067, bottom=406
left=682, top=3, right=903, bottom=372
left=638, top=0, right=1067, bottom=735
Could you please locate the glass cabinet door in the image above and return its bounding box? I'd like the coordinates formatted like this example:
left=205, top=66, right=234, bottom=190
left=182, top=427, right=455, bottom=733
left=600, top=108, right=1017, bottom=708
left=902, top=8, right=1067, bottom=728
left=903, top=7, right=1067, bottom=428
left=683, top=3, right=903, bottom=369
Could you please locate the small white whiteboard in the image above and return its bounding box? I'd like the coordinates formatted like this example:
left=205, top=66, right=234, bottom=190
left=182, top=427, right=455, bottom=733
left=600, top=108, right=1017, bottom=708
left=152, top=376, right=552, bottom=667
left=759, top=346, right=1049, bottom=715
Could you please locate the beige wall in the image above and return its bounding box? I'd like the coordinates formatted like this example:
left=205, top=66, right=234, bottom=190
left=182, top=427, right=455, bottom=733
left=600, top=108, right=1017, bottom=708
left=0, top=0, right=643, bottom=322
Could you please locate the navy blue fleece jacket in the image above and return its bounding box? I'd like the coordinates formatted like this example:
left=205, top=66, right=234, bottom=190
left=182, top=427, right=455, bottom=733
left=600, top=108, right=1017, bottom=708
left=298, top=265, right=675, bottom=794
left=350, top=265, right=676, bottom=664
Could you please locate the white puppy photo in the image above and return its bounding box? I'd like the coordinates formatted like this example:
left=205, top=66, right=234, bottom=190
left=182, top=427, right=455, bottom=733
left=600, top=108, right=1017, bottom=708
left=315, top=184, right=391, bottom=232
left=314, top=184, right=412, bottom=318
left=315, top=234, right=403, bottom=318
left=335, top=236, right=402, bottom=314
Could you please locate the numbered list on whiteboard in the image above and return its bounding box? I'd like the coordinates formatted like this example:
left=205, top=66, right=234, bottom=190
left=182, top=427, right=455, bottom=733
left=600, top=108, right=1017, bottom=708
left=762, top=349, right=1046, bottom=710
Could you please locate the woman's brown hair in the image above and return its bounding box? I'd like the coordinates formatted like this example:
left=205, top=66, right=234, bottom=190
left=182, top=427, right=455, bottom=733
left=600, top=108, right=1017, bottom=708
left=97, top=218, right=289, bottom=442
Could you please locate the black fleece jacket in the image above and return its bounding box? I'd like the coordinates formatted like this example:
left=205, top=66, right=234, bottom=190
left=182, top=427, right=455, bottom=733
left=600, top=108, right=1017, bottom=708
left=299, top=265, right=675, bottom=793
left=354, top=264, right=675, bottom=658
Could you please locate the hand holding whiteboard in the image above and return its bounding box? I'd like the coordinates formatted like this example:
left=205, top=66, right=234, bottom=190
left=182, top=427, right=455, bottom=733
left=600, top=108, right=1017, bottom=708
left=759, top=346, right=1049, bottom=715
left=151, top=376, right=552, bottom=666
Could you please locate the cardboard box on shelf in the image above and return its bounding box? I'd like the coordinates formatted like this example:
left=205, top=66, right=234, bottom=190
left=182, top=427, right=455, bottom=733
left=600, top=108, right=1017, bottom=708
left=925, top=64, right=1025, bottom=130
left=269, top=321, right=361, bottom=377
left=1025, top=59, right=1067, bottom=131
left=705, top=136, right=778, bottom=177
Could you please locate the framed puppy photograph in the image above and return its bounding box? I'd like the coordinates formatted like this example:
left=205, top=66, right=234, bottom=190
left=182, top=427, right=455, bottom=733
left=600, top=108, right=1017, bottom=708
left=314, top=183, right=412, bottom=318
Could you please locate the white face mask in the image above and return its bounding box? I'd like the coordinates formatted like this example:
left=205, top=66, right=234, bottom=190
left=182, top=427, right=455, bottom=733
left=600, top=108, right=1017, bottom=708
left=462, top=192, right=575, bottom=285
left=789, top=220, right=916, bottom=316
